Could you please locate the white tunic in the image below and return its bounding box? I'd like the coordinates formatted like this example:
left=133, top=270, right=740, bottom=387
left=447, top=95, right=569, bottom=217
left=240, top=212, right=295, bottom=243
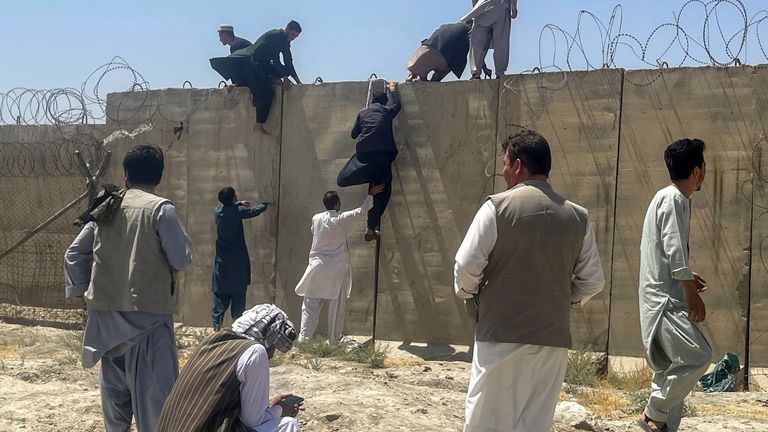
left=294, top=195, right=373, bottom=300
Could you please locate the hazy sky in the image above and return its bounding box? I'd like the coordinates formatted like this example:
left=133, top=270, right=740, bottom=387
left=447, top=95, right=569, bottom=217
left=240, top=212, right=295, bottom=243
left=1, top=0, right=766, bottom=94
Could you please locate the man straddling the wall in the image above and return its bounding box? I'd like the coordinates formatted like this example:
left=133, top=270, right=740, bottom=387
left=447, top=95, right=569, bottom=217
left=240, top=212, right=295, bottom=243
left=156, top=304, right=302, bottom=432
left=462, top=0, right=518, bottom=80
left=405, top=21, right=472, bottom=82
left=250, top=20, right=303, bottom=134
left=454, top=130, right=604, bottom=432
left=212, top=187, right=270, bottom=331
left=219, top=24, right=252, bottom=54
left=64, top=145, right=192, bottom=432
left=294, top=185, right=384, bottom=345
left=637, top=139, right=712, bottom=432
left=337, top=80, right=401, bottom=242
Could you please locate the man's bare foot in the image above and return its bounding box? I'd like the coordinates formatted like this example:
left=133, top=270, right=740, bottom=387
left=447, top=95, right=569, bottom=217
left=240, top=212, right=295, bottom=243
left=225, top=85, right=236, bottom=94
left=364, top=229, right=381, bottom=242
left=253, top=123, right=270, bottom=135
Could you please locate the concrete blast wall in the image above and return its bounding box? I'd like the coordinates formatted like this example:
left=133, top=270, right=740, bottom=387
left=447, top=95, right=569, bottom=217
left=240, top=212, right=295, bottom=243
left=3, top=65, right=768, bottom=371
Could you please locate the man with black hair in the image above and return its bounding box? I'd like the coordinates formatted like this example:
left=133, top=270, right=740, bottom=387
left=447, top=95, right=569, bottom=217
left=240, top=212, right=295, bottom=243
left=454, top=130, right=604, bottom=432
left=294, top=184, right=384, bottom=345
left=637, top=139, right=711, bottom=432
left=64, top=145, right=192, bottom=432
left=218, top=24, right=252, bottom=54
left=211, top=186, right=270, bottom=331
left=249, top=20, right=303, bottom=134
left=337, top=80, right=401, bottom=242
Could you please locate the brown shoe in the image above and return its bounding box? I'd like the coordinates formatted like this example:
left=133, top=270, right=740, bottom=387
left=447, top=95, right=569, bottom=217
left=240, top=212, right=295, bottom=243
left=364, top=229, right=381, bottom=242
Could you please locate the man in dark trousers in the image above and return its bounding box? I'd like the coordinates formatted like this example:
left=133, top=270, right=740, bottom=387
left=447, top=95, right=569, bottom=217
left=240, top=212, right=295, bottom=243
left=406, top=21, right=472, bottom=82
left=337, top=80, right=401, bottom=242
left=249, top=20, right=303, bottom=134
left=218, top=24, right=252, bottom=54
left=211, top=187, right=269, bottom=331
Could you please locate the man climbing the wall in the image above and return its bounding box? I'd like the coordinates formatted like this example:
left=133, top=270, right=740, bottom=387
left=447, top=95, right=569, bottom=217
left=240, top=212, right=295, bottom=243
left=637, top=139, right=712, bottom=432
left=294, top=185, right=384, bottom=345
left=64, top=145, right=192, bottom=432
left=249, top=20, right=303, bottom=134
left=405, top=21, right=472, bottom=82
left=211, top=187, right=270, bottom=331
left=218, top=24, right=252, bottom=54
left=337, top=80, right=401, bottom=242
left=463, top=0, right=518, bottom=79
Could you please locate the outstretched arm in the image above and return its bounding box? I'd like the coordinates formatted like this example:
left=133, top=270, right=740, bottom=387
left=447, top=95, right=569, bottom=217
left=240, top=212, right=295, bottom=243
left=388, top=82, right=402, bottom=117
left=238, top=201, right=269, bottom=219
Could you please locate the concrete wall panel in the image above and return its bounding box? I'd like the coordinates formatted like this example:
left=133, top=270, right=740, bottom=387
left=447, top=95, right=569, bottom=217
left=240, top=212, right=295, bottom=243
left=496, top=69, right=623, bottom=350
left=277, top=80, right=497, bottom=344
left=611, top=67, right=754, bottom=360
left=104, top=88, right=281, bottom=326
left=749, top=65, right=768, bottom=369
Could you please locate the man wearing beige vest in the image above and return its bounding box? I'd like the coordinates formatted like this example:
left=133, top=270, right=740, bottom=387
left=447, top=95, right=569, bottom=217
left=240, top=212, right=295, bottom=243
left=64, top=145, right=192, bottom=432
left=454, top=130, right=605, bottom=432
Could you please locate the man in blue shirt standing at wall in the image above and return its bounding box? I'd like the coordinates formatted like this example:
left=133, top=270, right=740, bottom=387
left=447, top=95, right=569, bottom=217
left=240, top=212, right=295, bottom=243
left=211, top=186, right=269, bottom=330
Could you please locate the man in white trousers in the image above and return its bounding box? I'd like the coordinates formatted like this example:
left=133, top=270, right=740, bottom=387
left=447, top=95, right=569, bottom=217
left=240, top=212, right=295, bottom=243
left=462, top=0, right=518, bottom=79
left=454, top=130, right=605, bottom=432
left=295, top=184, right=384, bottom=345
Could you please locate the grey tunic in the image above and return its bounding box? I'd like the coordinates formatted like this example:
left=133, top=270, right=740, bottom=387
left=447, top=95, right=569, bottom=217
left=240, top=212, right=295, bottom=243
left=638, top=185, right=712, bottom=430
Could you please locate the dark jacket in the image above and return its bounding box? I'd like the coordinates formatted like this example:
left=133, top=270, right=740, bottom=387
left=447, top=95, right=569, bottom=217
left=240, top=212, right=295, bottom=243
left=423, top=22, right=471, bottom=79
left=249, top=29, right=296, bottom=77
left=352, top=88, right=402, bottom=154
left=212, top=203, right=267, bottom=294
left=230, top=36, right=252, bottom=53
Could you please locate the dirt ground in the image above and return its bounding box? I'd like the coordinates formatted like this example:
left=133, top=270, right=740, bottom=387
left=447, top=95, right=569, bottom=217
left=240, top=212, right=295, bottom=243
left=1, top=322, right=767, bottom=432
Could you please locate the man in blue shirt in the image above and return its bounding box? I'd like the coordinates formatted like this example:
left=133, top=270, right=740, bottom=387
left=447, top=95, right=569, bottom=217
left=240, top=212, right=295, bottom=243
left=212, top=187, right=269, bottom=330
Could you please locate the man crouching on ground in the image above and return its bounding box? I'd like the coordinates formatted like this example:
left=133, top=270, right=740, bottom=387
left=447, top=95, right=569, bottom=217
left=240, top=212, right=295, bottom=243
left=155, top=304, right=302, bottom=432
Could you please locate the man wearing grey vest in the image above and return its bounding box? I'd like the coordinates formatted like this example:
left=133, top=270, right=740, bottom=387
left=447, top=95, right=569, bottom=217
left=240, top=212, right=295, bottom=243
left=64, top=145, right=192, bottom=432
left=454, top=130, right=604, bottom=432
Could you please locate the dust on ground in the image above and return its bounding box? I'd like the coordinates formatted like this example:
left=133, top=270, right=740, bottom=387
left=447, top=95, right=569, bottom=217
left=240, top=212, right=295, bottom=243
left=1, top=322, right=767, bottom=432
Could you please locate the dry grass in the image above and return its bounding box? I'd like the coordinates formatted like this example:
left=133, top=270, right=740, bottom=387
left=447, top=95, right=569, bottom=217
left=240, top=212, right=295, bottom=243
left=572, top=388, right=628, bottom=418
left=295, top=336, right=391, bottom=369
left=696, top=402, right=768, bottom=422
left=564, top=350, right=600, bottom=387
left=0, top=346, right=20, bottom=359
left=603, top=368, right=653, bottom=391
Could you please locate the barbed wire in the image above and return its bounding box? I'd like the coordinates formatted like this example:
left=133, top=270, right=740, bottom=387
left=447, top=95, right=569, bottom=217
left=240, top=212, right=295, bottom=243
left=534, top=0, right=767, bottom=85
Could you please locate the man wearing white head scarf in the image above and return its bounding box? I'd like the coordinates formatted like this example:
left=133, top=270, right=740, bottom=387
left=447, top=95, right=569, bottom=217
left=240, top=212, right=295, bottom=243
left=156, top=304, right=302, bottom=432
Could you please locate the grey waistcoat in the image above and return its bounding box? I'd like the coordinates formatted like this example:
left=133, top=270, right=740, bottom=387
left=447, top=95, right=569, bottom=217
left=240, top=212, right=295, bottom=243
left=471, top=180, right=588, bottom=349
left=86, top=188, right=177, bottom=314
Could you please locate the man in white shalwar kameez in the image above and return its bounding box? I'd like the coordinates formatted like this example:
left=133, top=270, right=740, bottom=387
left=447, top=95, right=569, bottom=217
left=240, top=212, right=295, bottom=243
left=462, top=0, right=518, bottom=79
left=295, top=185, right=384, bottom=345
left=637, top=139, right=711, bottom=432
left=455, top=130, right=605, bottom=432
